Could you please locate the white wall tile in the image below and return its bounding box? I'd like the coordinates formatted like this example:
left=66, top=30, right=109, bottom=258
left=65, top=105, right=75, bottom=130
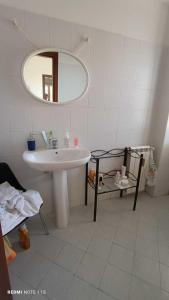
left=9, top=107, right=32, bottom=132
left=70, top=108, right=88, bottom=146
left=0, top=5, right=157, bottom=211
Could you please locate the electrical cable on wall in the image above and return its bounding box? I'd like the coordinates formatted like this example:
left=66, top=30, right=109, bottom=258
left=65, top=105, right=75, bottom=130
left=10, top=18, right=90, bottom=54
left=73, top=37, right=90, bottom=55
left=10, top=18, right=38, bottom=49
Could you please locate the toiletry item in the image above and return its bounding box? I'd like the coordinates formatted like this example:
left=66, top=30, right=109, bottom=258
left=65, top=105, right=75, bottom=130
left=19, top=224, right=30, bottom=250
left=98, top=173, right=104, bottom=189
left=120, top=176, right=129, bottom=187
left=73, top=137, right=79, bottom=147
left=27, top=133, right=36, bottom=151
left=64, top=132, right=70, bottom=148
left=3, top=237, right=16, bottom=264
left=42, top=130, right=49, bottom=147
left=121, top=165, right=126, bottom=177
left=88, top=169, right=96, bottom=183
left=47, top=130, right=54, bottom=148
left=115, top=171, right=121, bottom=184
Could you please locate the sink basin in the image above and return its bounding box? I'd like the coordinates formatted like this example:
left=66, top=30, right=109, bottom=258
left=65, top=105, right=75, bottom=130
left=23, top=148, right=91, bottom=172
left=23, top=147, right=91, bottom=228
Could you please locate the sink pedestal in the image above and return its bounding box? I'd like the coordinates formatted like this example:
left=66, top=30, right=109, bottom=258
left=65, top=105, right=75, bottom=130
left=53, top=170, right=69, bottom=228
left=23, top=147, right=91, bottom=229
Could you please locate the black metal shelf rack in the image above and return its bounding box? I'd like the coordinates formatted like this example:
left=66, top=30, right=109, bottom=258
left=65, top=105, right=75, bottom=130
left=85, top=147, right=144, bottom=222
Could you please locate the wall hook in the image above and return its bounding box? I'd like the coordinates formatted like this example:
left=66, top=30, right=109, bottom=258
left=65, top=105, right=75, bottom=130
left=73, top=37, right=90, bottom=55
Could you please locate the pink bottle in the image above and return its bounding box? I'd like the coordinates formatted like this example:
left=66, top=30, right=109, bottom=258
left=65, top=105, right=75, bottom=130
left=73, top=137, right=79, bottom=147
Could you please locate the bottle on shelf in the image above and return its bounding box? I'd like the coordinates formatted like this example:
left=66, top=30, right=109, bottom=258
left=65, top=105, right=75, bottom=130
left=115, top=171, right=121, bottom=184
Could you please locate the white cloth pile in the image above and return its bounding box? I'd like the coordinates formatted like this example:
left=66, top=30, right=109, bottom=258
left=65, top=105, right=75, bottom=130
left=0, top=182, right=43, bottom=235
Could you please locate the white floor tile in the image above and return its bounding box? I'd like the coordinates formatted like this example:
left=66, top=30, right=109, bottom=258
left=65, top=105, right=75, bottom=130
left=100, top=264, right=131, bottom=300
left=93, top=223, right=117, bottom=241
left=160, top=264, right=169, bottom=293
left=158, top=229, right=169, bottom=248
left=87, top=235, right=112, bottom=260
left=30, top=295, right=48, bottom=300
left=55, top=243, right=85, bottom=273
left=160, top=290, right=169, bottom=300
left=108, top=244, right=134, bottom=273
left=114, top=227, right=136, bottom=250
left=159, top=246, right=169, bottom=266
left=96, top=290, right=116, bottom=300
left=38, top=265, right=74, bottom=300
left=129, top=277, right=161, bottom=300
left=65, top=277, right=98, bottom=300
left=53, top=224, right=94, bottom=250
left=10, top=274, right=32, bottom=300
left=133, top=255, right=160, bottom=287
left=69, top=206, right=92, bottom=225
left=137, top=221, right=157, bottom=241
left=31, top=235, right=65, bottom=262
left=158, top=214, right=169, bottom=230
left=135, top=237, right=159, bottom=260
left=10, top=251, right=53, bottom=288
left=119, top=212, right=139, bottom=234
left=76, top=252, right=106, bottom=287
left=139, top=215, right=159, bottom=228
left=23, top=213, right=54, bottom=235
left=98, top=211, right=122, bottom=227
left=8, top=247, right=35, bottom=277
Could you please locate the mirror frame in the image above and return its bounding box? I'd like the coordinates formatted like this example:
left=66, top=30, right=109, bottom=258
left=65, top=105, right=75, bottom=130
left=22, top=48, right=89, bottom=105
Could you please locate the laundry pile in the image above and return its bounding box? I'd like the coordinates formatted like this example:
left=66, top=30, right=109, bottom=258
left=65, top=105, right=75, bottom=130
left=0, top=182, right=43, bottom=235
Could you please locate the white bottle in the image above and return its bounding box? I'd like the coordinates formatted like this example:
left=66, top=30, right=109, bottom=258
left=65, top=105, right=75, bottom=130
left=120, top=175, right=129, bottom=187
left=115, top=171, right=121, bottom=184
left=121, top=165, right=126, bottom=178
left=64, top=131, right=70, bottom=148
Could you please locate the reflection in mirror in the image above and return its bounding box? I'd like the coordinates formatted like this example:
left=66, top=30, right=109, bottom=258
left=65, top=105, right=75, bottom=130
left=23, top=50, right=88, bottom=104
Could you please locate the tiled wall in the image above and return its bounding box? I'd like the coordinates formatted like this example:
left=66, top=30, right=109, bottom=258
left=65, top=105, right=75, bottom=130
left=0, top=5, right=160, bottom=213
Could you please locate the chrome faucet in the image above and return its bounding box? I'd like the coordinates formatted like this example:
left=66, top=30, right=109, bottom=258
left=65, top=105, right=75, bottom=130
left=42, top=131, right=58, bottom=149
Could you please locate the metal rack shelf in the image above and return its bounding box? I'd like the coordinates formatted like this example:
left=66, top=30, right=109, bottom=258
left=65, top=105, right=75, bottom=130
left=85, top=147, right=144, bottom=222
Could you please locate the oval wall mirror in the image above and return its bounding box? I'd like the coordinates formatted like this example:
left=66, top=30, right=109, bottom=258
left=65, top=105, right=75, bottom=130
left=22, top=49, right=89, bottom=104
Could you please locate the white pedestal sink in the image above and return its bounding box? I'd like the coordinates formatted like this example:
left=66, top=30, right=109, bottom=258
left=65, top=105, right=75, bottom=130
left=23, top=147, right=91, bottom=228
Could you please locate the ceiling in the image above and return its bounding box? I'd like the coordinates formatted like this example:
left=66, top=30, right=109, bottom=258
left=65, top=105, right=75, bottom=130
left=0, top=0, right=168, bottom=42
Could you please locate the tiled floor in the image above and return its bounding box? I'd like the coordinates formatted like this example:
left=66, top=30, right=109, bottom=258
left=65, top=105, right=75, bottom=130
left=8, top=192, right=169, bottom=300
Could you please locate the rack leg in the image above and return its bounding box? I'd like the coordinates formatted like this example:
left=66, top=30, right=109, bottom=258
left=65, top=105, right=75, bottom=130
left=85, top=163, right=88, bottom=206
left=133, top=154, right=143, bottom=211
left=93, top=159, right=99, bottom=222
left=120, top=148, right=128, bottom=198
